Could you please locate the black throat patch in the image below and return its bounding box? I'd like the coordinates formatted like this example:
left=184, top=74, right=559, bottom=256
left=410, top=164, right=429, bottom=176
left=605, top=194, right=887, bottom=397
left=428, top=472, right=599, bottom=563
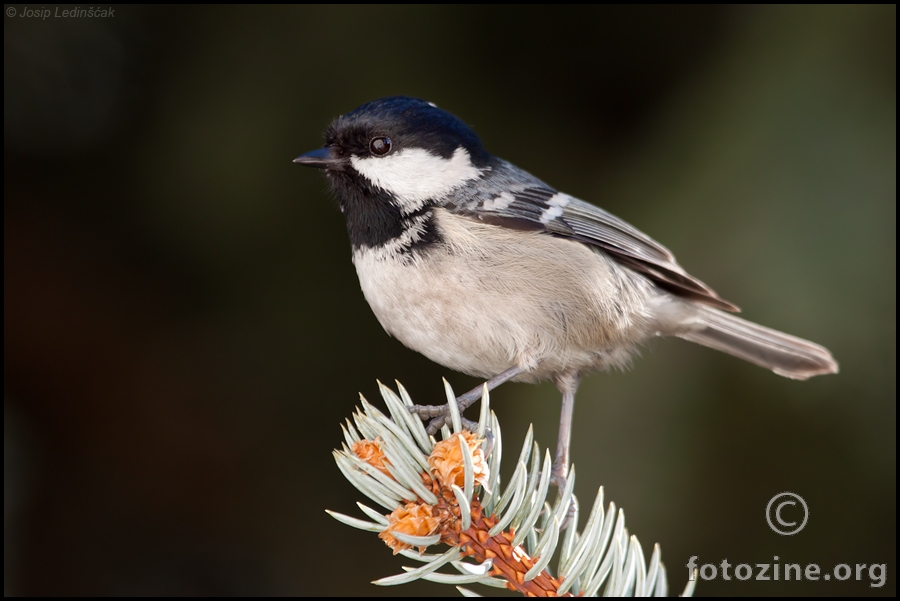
left=328, top=170, right=441, bottom=254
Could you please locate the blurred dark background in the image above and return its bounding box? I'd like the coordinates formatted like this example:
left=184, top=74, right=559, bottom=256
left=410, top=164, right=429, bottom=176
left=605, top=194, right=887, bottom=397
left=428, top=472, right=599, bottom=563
left=4, top=5, right=895, bottom=596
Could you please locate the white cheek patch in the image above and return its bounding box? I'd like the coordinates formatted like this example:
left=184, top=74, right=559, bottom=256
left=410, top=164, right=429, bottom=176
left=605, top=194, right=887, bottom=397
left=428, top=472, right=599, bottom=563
left=540, top=192, right=571, bottom=223
left=350, top=147, right=481, bottom=214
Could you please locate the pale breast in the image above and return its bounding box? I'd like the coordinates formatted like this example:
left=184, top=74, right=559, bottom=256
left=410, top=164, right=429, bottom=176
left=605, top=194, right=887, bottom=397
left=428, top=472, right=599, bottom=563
left=352, top=209, right=663, bottom=381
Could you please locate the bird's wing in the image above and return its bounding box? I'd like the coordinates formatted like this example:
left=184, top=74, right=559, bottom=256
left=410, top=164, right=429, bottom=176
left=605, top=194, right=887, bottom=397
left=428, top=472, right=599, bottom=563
left=445, top=169, right=739, bottom=312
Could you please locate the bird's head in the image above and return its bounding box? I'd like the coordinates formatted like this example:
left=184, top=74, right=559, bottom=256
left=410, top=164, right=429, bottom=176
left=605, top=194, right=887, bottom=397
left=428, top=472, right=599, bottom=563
left=295, top=96, right=490, bottom=218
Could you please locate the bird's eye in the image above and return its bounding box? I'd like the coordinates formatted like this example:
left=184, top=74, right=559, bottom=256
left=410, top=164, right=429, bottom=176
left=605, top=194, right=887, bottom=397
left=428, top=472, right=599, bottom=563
left=369, top=137, right=392, bottom=156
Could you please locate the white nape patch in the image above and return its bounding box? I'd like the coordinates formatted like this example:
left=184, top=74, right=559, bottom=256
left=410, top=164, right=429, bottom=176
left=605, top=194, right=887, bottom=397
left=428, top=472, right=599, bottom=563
left=482, top=192, right=515, bottom=211
left=427, top=101, right=438, bottom=108
left=539, top=193, right=571, bottom=223
left=350, top=147, right=481, bottom=214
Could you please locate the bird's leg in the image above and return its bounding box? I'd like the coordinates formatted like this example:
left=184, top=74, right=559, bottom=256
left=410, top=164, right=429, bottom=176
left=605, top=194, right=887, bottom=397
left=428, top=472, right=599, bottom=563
left=552, top=372, right=580, bottom=527
left=410, top=365, right=524, bottom=435
left=551, top=372, right=580, bottom=485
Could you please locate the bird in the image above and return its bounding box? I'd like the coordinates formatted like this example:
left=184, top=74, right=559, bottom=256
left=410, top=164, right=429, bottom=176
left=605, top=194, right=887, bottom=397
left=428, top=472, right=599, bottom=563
left=294, top=96, right=838, bottom=489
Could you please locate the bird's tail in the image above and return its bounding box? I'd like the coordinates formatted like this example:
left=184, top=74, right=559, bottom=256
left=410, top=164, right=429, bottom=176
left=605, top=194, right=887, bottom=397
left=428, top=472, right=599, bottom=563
left=677, top=308, right=838, bottom=380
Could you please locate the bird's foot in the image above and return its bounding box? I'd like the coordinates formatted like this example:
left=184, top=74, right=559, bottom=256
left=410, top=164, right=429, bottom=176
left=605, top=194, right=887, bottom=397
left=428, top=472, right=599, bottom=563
left=409, top=367, right=523, bottom=435
left=408, top=401, right=479, bottom=435
left=551, top=463, right=578, bottom=529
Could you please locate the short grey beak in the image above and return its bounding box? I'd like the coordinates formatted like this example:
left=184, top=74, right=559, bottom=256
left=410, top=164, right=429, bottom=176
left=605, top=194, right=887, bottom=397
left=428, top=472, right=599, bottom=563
left=293, top=146, right=345, bottom=170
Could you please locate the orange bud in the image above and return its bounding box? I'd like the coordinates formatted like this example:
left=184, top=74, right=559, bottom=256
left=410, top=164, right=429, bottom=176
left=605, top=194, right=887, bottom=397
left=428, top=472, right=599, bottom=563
left=428, top=431, right=490, bottom=490
left=379, top=502, right=440, bottom=554
left=352, top=438, right=392, bottom=478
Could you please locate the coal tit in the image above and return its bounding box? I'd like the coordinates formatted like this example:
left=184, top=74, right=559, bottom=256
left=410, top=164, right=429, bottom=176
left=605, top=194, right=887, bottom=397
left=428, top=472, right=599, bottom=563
left=295, top=96, right=838, bottom=485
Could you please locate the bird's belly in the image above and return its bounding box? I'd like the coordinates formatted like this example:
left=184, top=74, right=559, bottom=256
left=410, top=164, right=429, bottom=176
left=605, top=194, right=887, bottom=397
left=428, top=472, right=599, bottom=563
left=353, top=250, right=521, bottom=378
left=352, top=210, right=662, bottom=381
